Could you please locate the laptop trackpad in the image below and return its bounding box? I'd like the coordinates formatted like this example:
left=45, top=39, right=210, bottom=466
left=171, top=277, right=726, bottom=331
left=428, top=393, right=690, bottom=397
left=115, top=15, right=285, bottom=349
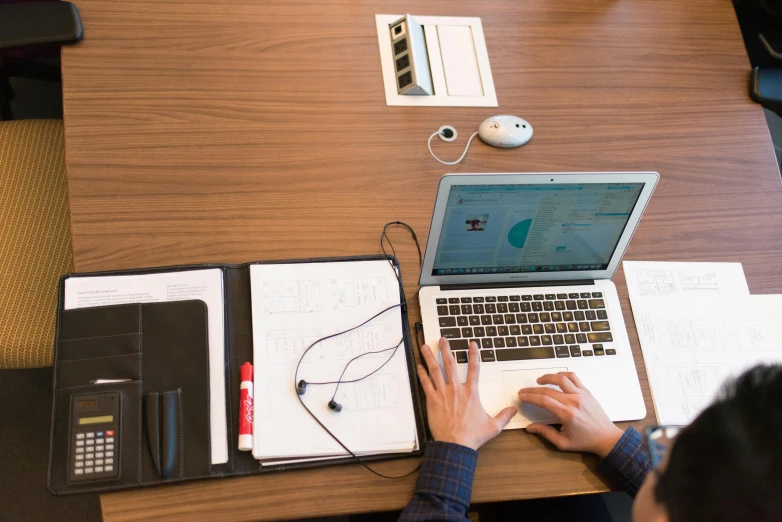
left=502, top=367, right=568, bottom=425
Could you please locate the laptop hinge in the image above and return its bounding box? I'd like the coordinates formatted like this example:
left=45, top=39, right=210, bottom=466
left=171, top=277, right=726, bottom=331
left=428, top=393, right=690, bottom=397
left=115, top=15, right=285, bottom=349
left=440, top=280, right=594, bottom=291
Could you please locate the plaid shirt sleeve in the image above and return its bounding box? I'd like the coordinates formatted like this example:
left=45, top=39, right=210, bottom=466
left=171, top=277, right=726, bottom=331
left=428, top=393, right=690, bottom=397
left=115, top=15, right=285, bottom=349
left=598, top=426, right=652, bottom=497
left=398, top=441, right=477, bottom=522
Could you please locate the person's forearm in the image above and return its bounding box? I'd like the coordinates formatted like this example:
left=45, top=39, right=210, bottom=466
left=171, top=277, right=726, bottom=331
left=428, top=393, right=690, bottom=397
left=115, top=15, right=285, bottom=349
left=398, top=441, right=477, bottom=522
left=597, top=426, right=652, bottom=497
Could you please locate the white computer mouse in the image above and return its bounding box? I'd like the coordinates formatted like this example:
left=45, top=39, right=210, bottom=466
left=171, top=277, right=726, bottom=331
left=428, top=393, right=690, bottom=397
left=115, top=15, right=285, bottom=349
left=478, top=115, right=533, bottom=148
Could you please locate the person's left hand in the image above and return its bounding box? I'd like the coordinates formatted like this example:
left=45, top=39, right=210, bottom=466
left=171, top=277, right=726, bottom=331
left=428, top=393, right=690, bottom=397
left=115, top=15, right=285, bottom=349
left=417, top=338, right=517, bottom=451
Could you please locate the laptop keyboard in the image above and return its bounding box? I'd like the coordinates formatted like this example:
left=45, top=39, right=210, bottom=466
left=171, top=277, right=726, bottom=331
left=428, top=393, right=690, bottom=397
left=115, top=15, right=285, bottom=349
left=436, top=292, right=616, bottom=363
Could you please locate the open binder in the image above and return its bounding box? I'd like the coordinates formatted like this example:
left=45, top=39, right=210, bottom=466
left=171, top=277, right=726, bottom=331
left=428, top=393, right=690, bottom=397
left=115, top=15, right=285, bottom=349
left=47, top=255, right=426, bottom=494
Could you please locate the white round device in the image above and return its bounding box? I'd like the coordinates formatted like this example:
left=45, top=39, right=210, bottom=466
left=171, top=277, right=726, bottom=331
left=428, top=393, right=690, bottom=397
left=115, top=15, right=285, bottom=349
left=478, top=115, right=533, bottom=148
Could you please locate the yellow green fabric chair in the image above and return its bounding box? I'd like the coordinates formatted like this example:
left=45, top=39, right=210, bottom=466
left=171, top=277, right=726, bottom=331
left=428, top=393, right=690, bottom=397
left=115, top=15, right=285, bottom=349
left=0, top=119, right=73, bottom=368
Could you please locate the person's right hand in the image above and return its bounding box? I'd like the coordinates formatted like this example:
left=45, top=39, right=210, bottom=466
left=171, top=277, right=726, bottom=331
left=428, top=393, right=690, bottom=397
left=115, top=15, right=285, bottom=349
left=519, top=372, right=624, bottom=458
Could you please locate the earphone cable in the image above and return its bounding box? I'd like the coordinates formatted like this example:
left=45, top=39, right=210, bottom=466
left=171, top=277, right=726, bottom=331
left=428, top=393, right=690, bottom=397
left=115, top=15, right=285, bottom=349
left=427, top=131, right=479, bottom=165
left=291, top=222, right=424, bottom=479
left=294, top=221, right=422, bottom=400
left=327, top=340, right=403, bottom=402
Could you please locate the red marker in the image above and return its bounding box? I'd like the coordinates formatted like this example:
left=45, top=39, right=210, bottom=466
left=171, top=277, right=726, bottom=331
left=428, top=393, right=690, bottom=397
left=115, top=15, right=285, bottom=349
left=238, top=362, right=254, bottom=451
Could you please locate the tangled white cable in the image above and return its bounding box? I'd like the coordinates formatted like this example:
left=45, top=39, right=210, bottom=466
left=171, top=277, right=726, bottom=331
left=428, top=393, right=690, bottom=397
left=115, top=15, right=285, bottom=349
left=427, top=126, right=480, bottom=165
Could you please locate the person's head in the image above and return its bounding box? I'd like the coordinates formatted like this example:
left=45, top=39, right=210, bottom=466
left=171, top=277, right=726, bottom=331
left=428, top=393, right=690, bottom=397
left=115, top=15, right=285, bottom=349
left=633, top=364, right=782, bottom=522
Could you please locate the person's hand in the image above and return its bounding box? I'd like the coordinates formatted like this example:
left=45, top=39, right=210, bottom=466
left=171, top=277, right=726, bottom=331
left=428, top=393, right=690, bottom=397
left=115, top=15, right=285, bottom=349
left=417, top=338, right=517, bottom=451
left=519, top=372, right=624, bottom=458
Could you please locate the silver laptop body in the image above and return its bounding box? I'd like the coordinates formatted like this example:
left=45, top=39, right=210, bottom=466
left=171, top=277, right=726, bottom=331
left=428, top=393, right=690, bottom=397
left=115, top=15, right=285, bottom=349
left=419, top=172, right=659, bottom=428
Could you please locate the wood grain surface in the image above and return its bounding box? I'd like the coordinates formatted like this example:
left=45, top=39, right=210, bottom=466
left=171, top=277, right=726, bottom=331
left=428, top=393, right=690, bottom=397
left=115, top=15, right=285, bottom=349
left=58, top=0, right=782, bottom=519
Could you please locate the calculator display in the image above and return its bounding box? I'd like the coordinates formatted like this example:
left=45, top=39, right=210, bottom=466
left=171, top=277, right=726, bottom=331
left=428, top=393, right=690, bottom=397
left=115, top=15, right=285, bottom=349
left=79, top=415, right=113, bottom=425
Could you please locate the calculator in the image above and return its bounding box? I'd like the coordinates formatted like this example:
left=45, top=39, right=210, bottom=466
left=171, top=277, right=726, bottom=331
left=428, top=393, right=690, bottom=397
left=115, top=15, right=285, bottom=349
left=70, top=392, right=120, bottom=481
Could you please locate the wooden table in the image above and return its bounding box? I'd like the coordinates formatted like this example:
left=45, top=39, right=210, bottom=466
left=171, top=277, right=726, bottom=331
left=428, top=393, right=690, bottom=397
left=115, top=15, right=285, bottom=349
left=60, top=0, right=782, bottom=519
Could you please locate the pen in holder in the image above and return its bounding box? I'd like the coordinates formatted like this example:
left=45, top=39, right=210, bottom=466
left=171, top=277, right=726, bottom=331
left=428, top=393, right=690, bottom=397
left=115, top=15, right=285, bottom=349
left=144, top=390, right=182, bottom=479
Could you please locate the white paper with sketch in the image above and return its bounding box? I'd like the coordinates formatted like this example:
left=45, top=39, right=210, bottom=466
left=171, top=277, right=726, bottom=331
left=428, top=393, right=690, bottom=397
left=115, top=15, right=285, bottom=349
left=63, top=269, right=228, bottom=465
left=250, top=260, right=418, bottom=460
left=623, top=261, right=750, bottom=301
left=629, top=294, right=782, bottom=425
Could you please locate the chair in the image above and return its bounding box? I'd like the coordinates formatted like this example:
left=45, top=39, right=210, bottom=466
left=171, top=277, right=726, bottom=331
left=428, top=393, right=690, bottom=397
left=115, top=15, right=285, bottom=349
left=0, top=8, right=99, bottom=520
left=735, top=0, right=782, bottom=114
left=0, top=119, right=73, bottom=368
left=0, top=0, right=83, bottom=120
left=0, top=120, right=101, bottom=520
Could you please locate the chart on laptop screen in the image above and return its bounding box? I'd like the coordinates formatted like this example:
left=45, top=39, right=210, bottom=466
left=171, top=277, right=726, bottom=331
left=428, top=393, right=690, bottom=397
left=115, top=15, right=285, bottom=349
left=432, top=183, right=644, bottom=275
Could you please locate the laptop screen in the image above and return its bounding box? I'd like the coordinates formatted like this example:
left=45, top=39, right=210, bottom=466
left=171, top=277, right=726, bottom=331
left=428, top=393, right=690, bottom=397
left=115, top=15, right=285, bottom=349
left=431, top=182, right=645, bottom=276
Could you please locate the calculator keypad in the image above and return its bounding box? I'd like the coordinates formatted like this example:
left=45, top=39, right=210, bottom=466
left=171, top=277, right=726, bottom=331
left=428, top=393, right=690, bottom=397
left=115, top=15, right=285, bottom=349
left=71, top=429, right=118, bottom=481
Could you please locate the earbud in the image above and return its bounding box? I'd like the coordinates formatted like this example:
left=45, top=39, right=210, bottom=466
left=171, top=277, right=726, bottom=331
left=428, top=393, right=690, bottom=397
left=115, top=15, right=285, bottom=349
left=299, top=379, right=342, bottom=411
left=438, top=125, right=457, bottom=142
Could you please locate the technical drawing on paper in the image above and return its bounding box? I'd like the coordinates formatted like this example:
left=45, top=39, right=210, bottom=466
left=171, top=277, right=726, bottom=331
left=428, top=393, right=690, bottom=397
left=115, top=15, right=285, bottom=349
left=265, top=328, right=324, bottom=364
left=336, top=324, right=395, bottom=360
left=680, top=270, right=719, bottom=293
left=263, top=280, right=321, bottom=314
left=678, top=397, right=710, bottom=422
left=331, top=277, right=389, bottom=310
left=635, top=270, right=676, bottom=296
left=723, top=319, right=780, bottom=351
left=637, top=313, right=659, bottom=344
left=667, top=365, right=725, bottom=397
left=656, top=318, right=716, bottom=350
left=334, top=373, right=401, bottom=411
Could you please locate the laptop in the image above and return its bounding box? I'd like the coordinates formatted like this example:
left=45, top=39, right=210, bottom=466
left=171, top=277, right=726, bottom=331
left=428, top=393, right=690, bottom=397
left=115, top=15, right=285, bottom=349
left=419, top=172, right=659, bottom=428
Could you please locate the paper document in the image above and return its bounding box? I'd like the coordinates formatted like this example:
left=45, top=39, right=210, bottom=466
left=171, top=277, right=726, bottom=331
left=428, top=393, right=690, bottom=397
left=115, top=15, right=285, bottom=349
left=623, top=261, right=750, bottom=301
left=250, top=260, right=418, bottom=460
left=259, top=446, right=416, bottom=467
left=629, top=294, right=782, bottom=425
left=63, top=269, right=228, bottom=465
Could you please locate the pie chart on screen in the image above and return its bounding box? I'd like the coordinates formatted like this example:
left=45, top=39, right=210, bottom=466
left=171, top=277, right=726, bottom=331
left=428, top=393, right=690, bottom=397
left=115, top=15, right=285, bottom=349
left=507, top=219, right=532, bottom=248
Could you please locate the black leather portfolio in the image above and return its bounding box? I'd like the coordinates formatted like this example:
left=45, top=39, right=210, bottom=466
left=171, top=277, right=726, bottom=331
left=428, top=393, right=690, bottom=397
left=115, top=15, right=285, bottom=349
left=47, top=255, right=425, bottom=494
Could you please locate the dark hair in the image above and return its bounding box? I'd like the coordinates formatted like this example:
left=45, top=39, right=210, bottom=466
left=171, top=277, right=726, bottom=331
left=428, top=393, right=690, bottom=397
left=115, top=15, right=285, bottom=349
left=656, top=364, right=782, bottom=522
